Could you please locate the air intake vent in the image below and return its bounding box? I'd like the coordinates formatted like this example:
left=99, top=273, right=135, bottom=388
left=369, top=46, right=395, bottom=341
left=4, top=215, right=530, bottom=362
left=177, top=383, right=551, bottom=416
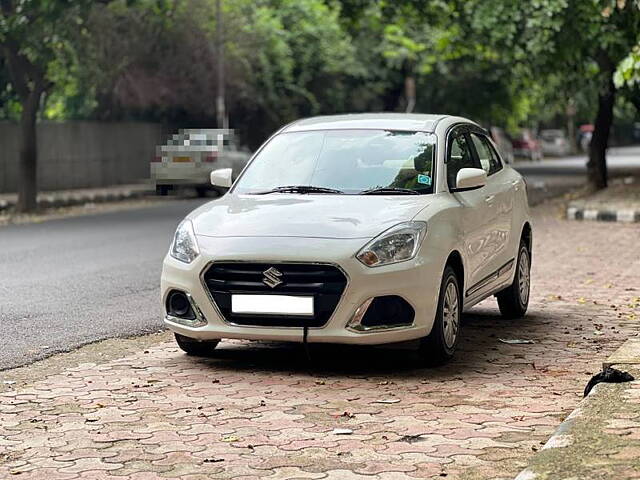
left=202, top=263, right=348, bottom=327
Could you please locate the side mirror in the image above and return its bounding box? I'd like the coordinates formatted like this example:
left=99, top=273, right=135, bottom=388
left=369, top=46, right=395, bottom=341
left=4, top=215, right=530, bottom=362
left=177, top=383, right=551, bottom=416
left=453, top=168, right=486, bottom=192
left=210, top=168, right=232, bottom=188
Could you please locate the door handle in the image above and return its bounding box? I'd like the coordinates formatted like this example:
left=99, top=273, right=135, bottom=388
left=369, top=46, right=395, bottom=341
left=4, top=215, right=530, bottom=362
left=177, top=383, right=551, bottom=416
left=485, top=195, right=495, bottom=203
left=511, top=180, right=520, bottom=190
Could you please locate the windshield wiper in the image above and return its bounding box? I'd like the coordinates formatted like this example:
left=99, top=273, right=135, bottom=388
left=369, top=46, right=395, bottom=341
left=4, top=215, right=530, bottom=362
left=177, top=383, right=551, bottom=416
left=360, top=187, right=420, bottom=195
left=254, top=185, right=344, bottom=195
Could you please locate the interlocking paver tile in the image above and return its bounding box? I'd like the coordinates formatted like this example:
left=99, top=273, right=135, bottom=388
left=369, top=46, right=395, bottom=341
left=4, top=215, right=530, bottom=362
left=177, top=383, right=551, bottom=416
left=1, top=203, right=639, bottom=479
left=263, top=467, right=328, bottom=479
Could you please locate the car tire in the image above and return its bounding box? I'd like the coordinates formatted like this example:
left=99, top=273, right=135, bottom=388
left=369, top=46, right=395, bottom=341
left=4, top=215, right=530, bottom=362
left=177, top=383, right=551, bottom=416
left=156, top=185, right=170, bottom=196
left=496, top=242, right=531, bottom=319
left=174, top=333, right=219, bottom=356
left=419, top=265, right=461, bottom=365
left=195, top=186, right=209, bottom=198
left=212, top=187, right=227, bottom=197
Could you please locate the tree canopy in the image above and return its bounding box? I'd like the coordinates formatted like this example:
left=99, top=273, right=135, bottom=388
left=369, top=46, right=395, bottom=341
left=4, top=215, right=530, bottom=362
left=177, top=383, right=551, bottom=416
left=3, top=0, right=639, bottom=143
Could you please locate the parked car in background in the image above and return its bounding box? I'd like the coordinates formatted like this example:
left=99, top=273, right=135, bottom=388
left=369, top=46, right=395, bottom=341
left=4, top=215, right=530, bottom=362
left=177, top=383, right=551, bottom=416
left=539, top=129, right=572, bottom=157
left=162, top=113, right=532, bottom=364
left=579, top=124, right=594, bottom=153
left=151, top=129, right=251, bottom=196
left=489, top=126, right=514, bottom=164
left=512, top=129, right=543, bottom=161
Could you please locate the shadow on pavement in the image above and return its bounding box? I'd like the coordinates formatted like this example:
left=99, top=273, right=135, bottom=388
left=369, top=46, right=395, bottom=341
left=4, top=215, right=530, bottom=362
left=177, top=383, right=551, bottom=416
left=176, top=306, right=551, bottom=379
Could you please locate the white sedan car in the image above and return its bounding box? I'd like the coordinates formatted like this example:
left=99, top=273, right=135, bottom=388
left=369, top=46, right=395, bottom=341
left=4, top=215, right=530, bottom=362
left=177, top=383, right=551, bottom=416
left=162, top=113, right=532, bottom=363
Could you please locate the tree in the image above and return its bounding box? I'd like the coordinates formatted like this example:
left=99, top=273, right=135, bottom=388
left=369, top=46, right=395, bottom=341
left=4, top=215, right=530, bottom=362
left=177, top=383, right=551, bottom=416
left=73, top=0, right=219, bottom=123
left=65, top=0, right=359, bottom=147
left=0, top=0, right=99, bottom=212
left=334, top=0, right=538, bottom=128
left=566, top=1, right=640, bottom=189
left=615, top=44, right=640, bottom=112
left=233, top=0, right=360, bottom=138
left=463, top=0, right=640, bottom=189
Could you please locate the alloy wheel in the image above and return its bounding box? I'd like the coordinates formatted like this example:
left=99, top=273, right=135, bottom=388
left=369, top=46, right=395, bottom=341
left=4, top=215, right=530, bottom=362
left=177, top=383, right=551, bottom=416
left=442, top=280, right=459, bottom=349
left=518, top=248, right=530, bottom=305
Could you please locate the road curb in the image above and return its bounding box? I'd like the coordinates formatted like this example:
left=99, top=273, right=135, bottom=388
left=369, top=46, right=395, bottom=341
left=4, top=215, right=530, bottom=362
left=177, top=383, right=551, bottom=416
left=513, top=338, right=640, bottom=480
left=567, top=206, right=640, bottom=223
left=513, top=390, right=594, bottom=480
left=0, top=187, right=153, bottom=213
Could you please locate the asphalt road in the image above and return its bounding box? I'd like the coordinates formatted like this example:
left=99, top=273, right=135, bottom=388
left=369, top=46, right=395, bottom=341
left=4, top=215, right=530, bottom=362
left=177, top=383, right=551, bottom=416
left=513, top=145, right=640, bottom=202
left=1, top=146, right=638, bottom=370
left=0, top=200, right=206, bottom=370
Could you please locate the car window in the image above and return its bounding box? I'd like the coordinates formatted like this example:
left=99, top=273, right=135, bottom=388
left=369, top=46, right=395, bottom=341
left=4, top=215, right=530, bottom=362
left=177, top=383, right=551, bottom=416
left=470, top=133, right=502, bottom=176
left=233, top=129, right=436, bottom=194
left=447, top=133, right=475, bottom=188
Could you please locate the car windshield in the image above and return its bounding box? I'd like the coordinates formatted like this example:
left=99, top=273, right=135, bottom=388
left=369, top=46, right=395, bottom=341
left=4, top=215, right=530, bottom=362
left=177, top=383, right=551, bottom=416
left=233, top=129, right=436, bottom=195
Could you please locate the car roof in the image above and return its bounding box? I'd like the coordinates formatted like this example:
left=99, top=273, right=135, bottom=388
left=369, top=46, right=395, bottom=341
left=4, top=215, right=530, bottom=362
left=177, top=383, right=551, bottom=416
left=282, top=113, right=453, bottom=134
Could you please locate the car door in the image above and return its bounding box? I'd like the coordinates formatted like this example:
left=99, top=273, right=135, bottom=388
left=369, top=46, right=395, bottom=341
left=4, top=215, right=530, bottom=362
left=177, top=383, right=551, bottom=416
left=468, top=132, right=513, bottom=292
left=446, top=127, right=498, bottom=298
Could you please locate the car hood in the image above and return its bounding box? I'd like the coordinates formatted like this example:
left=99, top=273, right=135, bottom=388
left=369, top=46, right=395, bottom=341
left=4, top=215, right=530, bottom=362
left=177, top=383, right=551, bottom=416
left=190, top=194, right=433, bottom=239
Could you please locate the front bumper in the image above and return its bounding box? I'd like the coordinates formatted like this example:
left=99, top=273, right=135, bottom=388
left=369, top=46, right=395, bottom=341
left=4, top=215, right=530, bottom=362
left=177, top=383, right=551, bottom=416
left=151, top=163, right=211, bottom=186
left=161, top=236, right=443, bottom=345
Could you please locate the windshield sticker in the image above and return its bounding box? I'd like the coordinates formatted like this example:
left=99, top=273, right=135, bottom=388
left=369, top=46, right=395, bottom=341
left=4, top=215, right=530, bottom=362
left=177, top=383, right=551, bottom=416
left=417, top=174, right=432, bottom=186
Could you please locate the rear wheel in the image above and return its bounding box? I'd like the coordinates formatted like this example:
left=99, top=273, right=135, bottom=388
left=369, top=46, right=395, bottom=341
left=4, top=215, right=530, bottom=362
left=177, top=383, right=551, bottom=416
left=174, top=333, right=219, bottom=356
left=156, top=185, right=170, bottom=196
left=419, top=266, right=461, bottom=365
left=496, top=242, right=531, bottom=319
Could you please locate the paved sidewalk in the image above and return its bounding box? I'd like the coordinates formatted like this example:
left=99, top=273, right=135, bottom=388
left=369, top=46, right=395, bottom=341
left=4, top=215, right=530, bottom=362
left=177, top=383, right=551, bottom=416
left=1, top=204, right=639, bottom=479
left=0, top=184, right=154, bottom=212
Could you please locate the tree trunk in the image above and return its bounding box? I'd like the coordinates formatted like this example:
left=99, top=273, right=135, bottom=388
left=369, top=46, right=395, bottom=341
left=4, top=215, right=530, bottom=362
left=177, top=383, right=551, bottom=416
left=16, top=91, right=41, bottom=213
left=587, top=73, right=615, bottom=190
left=405, top=75, right=416, bottom=113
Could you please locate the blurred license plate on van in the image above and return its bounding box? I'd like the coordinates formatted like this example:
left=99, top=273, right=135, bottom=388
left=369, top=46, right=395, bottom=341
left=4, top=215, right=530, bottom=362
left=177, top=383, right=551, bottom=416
left=173, top=156, right=192, bottom=163
left=231, top=295, right=314, bottom=316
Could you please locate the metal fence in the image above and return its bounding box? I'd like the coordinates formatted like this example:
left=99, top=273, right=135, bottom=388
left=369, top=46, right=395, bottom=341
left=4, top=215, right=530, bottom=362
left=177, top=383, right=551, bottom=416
left=0, top=121, right=165, bottom=193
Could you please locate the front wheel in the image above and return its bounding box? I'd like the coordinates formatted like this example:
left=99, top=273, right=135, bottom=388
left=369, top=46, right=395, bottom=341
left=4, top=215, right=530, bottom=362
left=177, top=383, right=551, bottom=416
left=195, top=186, right=209, bottom=198
left=496, top=242, right=531, bottom=319
left=174, top=333, right=219, bottom=356
left=419, top=266, right=461, bottom=365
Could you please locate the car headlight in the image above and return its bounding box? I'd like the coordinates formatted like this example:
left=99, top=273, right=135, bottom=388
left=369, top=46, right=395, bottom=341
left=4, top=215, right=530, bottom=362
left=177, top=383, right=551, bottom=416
left=170, top=219, right=200, bottom=263
left=356, top=221, right=426, bottom=267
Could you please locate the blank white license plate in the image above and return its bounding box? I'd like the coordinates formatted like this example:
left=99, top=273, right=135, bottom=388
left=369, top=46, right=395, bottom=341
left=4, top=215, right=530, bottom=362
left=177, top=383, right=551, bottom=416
left=231, top=295, right=314, bottom=316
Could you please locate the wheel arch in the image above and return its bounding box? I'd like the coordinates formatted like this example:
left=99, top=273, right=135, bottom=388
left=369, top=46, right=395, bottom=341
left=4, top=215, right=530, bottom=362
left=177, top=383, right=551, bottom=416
left=445, top=250, right=465, bottom=307
left=521, top=221, right=532, bottom=260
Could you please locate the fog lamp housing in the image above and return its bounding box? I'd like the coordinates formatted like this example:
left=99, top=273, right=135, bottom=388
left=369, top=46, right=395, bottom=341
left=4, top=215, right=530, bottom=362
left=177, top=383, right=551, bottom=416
left=165, top=290, right=207, bottom=328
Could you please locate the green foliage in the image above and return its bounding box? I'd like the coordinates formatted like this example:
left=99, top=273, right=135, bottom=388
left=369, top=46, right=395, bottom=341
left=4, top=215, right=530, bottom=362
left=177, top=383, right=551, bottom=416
left=0, top=57, right=20, bottom=119
left=231, top=0, right=361, bottom=120
left=0, top=2, right=83, bottom=76
left=615, top=45, right=640, bottom=87
left=2, top=0, right=639, bottom=145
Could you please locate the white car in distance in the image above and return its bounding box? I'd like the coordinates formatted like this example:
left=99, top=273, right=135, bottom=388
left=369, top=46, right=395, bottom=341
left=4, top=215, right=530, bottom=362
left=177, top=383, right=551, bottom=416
left=162, top=114, right=532, bottom=364
left=151, top=129, right=250, bottom=196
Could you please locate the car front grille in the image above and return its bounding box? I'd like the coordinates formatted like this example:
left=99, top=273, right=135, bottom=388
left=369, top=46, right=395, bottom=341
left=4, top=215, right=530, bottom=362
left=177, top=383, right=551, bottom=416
left=202, top=262, right=348, bottom=327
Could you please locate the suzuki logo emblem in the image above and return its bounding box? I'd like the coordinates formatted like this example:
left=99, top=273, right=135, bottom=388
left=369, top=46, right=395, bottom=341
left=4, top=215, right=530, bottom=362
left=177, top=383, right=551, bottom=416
left=262, top=267, right=283, bottom=288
